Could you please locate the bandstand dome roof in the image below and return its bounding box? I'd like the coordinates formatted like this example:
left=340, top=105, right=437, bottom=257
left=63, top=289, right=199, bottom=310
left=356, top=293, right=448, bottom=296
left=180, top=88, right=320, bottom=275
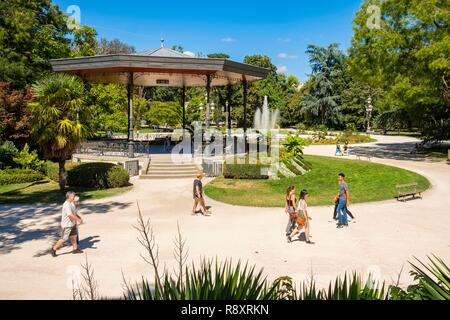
left=50, top=45, right=270, bottom=87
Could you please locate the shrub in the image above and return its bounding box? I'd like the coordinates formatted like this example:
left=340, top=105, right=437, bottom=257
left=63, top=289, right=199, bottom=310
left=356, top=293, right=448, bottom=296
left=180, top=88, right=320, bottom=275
left=283, top=134, right=307, bottom=157
left=13, top=143, right=44, bottom=170
left=44, top=161, right=79, bottom=182
left=296, top=123, right=307, bottom=133
left=67, top=162, right=129, bottom=189
left=0, top=141, right=19, bottom=169
left=344, top=123, right=357, bottom=134
left=223, top=163, right=269, bottom=179
left=0, top=168, right=45, bottom=185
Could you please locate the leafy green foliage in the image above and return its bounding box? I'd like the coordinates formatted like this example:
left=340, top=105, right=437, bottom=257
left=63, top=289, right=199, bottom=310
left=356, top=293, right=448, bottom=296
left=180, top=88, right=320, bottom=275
left=89, top=84, right=148, bottom=132
left=71, top=26, right=97, bottom=57
left=349, top=0, right=450, bottom=141
left=43, top=160, right=78, bottom=182
left=0, top=168, right=44, bottom=185
left=67, top=162, right=129, bottom=189
left=0, top=140, right=19, bottom=169
left=13, top=143, right=44, bottom=170
left=145, top=101, right=182, bottom=128
left=28, top=73, right=92, bottom=190
left=390, top=255, right=450, bottom=300
left=375, top=109, right=411, bottom=134
left=300, top=44, right=343, bottom=127
left=283, top=134, right=307, bottom=157
left=0, top=0, right=71, bottom=88
left=223, top=164, right=269, bottom=180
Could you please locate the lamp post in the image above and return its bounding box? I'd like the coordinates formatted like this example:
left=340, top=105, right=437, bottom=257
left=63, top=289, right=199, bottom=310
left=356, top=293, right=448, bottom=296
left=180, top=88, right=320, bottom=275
left=210, top=102, right=215, bottom=126
left=225, top=101, right=229, bottom=131
left=366, top=96, right=373, bottom=134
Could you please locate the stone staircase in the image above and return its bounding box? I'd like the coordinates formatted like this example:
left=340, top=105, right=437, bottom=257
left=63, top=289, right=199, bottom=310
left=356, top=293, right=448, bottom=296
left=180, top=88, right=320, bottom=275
left=140, top=156, right=199, bottom=179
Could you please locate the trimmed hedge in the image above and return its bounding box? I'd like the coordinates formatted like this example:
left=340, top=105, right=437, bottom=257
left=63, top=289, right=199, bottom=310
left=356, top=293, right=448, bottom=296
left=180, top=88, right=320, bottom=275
left=223, top=164, right=269, bottom=180
left=0, top=169, right=45, bottom=185
left=44, top=161, right=79, bottom=182
left=67, top=162, right=129, bottom=189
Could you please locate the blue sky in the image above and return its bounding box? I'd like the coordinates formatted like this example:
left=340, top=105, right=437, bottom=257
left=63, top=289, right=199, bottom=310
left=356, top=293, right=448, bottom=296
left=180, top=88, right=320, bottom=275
left=53, top=0, right=363, bottom=81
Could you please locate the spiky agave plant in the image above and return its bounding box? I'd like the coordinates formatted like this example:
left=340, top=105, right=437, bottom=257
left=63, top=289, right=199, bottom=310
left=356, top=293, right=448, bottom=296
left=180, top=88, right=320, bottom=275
left=123, top=258, right=290, bottom=300
left=389, top=255, right=450, bottom=300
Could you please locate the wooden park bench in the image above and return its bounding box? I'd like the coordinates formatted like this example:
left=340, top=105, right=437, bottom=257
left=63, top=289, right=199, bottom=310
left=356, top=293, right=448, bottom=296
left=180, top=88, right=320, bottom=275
left=396, top=182, right=422, bottom=202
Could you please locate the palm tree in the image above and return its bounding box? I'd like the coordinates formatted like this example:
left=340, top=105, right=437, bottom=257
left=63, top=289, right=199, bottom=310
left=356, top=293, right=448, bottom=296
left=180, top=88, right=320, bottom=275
left=28, top=73, right=92, bottom=191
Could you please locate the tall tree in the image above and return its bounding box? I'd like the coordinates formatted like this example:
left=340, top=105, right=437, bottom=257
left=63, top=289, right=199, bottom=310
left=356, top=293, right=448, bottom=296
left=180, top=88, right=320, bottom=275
left=0, top=82, right=33, bottom=146
left=28, top=74, right=92, bottom=191
left=300, top=44, right=344, bottom=127
left=96, top=38, right=136, bottom=55
left=348, top=0, right=450, bottom=141
left=71, top=26, right=97, bottom=57
left=0, top=0, right=71, bottom=88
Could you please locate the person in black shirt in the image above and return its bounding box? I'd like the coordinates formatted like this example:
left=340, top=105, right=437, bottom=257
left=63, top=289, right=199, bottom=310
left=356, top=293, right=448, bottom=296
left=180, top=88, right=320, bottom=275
left=192, top=171, right=211, bottom=216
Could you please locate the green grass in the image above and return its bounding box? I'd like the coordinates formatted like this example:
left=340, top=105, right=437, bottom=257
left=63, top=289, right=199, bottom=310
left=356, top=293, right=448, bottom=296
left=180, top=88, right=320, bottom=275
left=205, top=155, right=430, bottom=207
left=0, top=180, right=133, bottom=204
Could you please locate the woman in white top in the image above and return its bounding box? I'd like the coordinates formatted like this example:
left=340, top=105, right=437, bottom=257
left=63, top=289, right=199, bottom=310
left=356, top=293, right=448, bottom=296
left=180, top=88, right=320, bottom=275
left=288, top=189, right=313, bottom=244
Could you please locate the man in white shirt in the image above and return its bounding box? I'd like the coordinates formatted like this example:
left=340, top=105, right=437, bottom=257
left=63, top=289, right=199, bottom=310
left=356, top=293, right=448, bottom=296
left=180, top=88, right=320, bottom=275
left=51, top=191, right=83, bottom=257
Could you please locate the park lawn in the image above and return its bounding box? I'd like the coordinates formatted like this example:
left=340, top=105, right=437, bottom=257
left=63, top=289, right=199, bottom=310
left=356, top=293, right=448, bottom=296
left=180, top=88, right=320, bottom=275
left=0, top=180, right=133, bottom=204
left=204, top=155, right=430, bottom=207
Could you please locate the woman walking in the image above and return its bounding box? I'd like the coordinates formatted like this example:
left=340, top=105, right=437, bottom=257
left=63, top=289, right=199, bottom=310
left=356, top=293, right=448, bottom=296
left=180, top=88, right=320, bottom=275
left=285, top=185, right=297, bottom=238
left=288, top=190, right=313, bottom=244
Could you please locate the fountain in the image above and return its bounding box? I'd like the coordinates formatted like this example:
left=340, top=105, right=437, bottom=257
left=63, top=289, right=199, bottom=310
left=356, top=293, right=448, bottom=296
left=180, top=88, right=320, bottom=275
left=253, top=96, right=280, bottom=131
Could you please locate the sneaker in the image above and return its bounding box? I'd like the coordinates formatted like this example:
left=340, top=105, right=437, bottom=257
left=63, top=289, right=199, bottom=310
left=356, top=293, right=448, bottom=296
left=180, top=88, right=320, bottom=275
left=336, top=225, right=344, bottom=229
left=72, top=249, right=84, bottom=254
left=306, top=240, right=315, bottom=245
left=50, top=248, right=57, bottom=257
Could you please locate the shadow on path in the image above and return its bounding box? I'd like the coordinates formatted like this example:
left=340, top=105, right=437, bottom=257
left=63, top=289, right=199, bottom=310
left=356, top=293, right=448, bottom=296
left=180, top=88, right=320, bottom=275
left=350, top=142, right=430, bottom=162
left=0, top=202, right=131, bottom=255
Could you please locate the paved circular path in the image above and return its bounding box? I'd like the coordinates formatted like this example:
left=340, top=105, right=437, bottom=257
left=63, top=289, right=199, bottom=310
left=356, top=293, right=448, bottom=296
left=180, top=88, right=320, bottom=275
left=0, top=135, right=449, bottom=299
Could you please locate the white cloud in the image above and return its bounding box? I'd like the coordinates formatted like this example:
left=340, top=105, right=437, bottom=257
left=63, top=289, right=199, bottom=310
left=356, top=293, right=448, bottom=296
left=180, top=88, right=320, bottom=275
left=277, top=65, right=288, bottom=73
left=183, top=51, right=196, bottom=57
left=277, top=53, right=297, bottom=59
left=221, top=37, right=236, bottom=43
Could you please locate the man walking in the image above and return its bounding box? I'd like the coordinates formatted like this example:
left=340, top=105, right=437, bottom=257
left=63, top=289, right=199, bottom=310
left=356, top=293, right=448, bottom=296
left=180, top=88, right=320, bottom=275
left=50, top=191, right=84, bottom=257
left=335, top=173, right=350, bottom=228
left=192, top=171, right=211, bottom=216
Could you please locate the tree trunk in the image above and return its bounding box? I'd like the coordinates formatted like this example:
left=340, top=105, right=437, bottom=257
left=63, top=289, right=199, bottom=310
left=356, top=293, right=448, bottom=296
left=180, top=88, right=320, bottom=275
left=58, top=159, right=66, bottom=193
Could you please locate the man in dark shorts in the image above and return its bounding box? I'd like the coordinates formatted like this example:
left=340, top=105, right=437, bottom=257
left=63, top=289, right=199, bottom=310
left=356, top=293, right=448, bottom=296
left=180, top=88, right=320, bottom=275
left=50, top=191, right=83, bottom=257
left=192, top=171, right=211, bottom=216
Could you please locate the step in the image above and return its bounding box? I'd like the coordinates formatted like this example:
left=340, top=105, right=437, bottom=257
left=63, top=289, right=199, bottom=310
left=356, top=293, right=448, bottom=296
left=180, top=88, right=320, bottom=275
left=146, top=169, right=197, bottom=175
left=149, top=164, right=198, bottom=169
left=150, top=160, right=196, bottom=165
left=140, top=173, right=196, bottom=179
